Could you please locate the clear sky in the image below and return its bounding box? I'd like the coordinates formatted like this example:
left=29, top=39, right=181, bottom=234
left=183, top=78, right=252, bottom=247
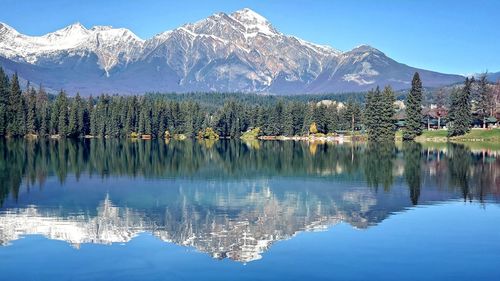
left=1, top=0, right=499, bottom=75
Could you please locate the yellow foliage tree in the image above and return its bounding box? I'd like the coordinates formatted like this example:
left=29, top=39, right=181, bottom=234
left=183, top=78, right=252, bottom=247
left=309, top=122, right=318, bottom=135
left=203, top=127, right=219, bottom=140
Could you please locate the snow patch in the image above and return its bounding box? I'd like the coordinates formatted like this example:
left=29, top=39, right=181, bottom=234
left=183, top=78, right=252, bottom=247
left=292, top=36, right=341, bottom=56
left=230, top=8, right=277, bottom=37
left=342, top=62, right=379, bottom=85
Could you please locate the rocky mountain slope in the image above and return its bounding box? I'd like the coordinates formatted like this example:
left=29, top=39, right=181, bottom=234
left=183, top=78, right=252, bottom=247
left=0, top=8, right=464, bottom=95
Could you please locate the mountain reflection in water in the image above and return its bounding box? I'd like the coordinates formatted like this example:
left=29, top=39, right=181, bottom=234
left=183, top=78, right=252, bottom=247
left=0, top=139, right=499, bottom=262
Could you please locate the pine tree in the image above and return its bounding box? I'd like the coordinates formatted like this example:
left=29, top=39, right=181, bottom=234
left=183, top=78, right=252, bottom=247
left=56, top=91, right=69, bottom=137
left=150, top=100, right=160, bottom=137
left=36, top=84, right=50, bottom=136
left=292, top=102, right=305, bottom=135
left=0, top=67, right=9, bottom=136
left=283, top=102, right=294, bottom=136
left=314, top=104, right=328, bottom=133
left=380, top=86, right=396, bottom=141
left=81, top=97, right=91, bottom=136
left=157, top=102, right=168, bottom=138
left=274, top=101, right=284, bottom=135
left=342, top=99, right=362, bottom=133
left=302, top=104, right=314, bottom=135
left=95, top=95, right=108, bottom=137
left=448, top=78, right=473, bottom=137
left=241, top=105, right=254, bottom=132
left=192, top=102, right=204, bottom=136
left=476, top=74, right=494, bottom=128
left=125, top=96, right=137, bottom=135
left=138, top=99, right=152, bottom=135
left=50, top=99, right=59, bottom=135
left=25, top=87, right=37, bottom=135
left=68, top=93, right=84, bottom=137
left=171, top=101, right=182, bottom=134
left=181, top=101, right=195, bottom=137
left=106, top=96, right=122, bottom=137
left=89, top=96, right=99, bottom=137
left=403, top=72, right=423, bottom=141
left=214, top=99, right=242, bottom=138
left=364, top=87, right=382, bottom=141
left=255, top=105, right=266, bottom=131
left=364, top=86, right=395, bottom=142
left=326, top=103, right=339, bottom=133
left=115, top=96, right=125, bottom=137
left=7, top=73, right=24, bottom=137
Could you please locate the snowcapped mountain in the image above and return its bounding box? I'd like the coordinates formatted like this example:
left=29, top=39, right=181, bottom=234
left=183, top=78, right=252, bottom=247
left=0, top=22, right=144, bottom=73
left=0, top=8, right=464, bottom=95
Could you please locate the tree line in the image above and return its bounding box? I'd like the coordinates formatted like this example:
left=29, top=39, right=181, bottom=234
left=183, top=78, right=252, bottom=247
left=0, top=66, right=497, bottom=141
left=0, top=68, right=364, bottom=139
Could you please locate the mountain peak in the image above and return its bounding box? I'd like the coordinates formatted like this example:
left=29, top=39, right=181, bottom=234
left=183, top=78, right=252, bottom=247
left=44, top=22, right=89, bottom=40
left=349, top=44, right=384, bottom=55
left=230, top=8, right=276, bottom=36
left=231, top=8, right=269, bottom=23
left=62, top=22, right=88, bottom=33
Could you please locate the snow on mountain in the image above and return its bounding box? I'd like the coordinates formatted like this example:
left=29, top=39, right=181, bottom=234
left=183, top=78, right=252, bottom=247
left=0, top=8, right=464, bottom=95
left=0, top=21, right=144, bottom=77
left=231, top=7, right=278, bottom=37
left=0, top=22, right=89, bottom=62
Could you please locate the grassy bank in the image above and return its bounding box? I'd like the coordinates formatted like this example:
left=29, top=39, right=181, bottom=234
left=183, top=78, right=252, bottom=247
left=242, top=128, right=499, bottom=144
left=413, top=128, right=500, bottom=142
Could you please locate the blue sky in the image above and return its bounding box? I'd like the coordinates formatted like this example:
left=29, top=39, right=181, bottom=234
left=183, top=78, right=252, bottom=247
left=1, top=0, right=499, bottom=75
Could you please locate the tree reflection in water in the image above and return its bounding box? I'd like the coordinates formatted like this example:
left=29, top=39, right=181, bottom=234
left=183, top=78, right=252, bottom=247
left=1, top=139, right=499, bottom=206
left=0, top=139, right=499, bottom=262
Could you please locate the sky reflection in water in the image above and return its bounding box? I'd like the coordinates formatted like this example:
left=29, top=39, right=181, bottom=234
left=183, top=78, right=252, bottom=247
left=0, top=139, right=499, bottom=281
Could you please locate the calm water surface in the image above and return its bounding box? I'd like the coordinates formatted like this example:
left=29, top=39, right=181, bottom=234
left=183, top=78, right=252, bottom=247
left=0, top=139, right=499, bottom=281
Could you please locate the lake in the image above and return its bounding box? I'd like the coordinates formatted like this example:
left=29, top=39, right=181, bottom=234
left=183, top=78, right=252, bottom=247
left=0, top=139, right=499, bottom=281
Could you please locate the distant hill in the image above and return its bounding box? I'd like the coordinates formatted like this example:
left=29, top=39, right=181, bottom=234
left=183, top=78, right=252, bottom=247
left=487, top=71, right=500, bottom=82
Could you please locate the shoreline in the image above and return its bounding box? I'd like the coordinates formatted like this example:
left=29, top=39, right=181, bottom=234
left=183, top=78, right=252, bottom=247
left=8, top=128, right=500, bottom=144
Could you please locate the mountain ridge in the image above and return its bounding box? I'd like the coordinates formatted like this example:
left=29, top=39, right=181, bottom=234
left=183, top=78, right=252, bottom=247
left=0, top=8, right=465, bottom=95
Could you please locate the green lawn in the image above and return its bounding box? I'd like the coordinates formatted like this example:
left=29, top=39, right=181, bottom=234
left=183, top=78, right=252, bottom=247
left=415, top=128, right=500, bottom=142
left=461, top=128, right=500, bottom=140
left=420, top=130, right=449, bottom=138
left=396, top=130, right=449, bottom=140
